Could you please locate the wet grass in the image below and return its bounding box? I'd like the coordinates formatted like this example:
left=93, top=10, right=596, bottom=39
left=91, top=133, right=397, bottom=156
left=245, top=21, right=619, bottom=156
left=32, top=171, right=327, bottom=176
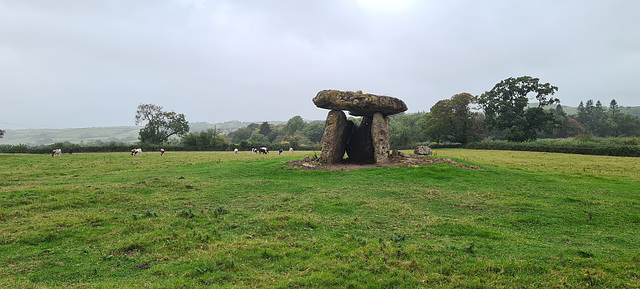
left=1, top=150, right=639, bottom=288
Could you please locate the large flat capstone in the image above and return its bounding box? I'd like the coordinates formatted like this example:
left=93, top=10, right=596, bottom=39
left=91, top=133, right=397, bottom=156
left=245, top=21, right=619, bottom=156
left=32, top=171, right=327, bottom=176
left=313, top=90, right=407, bottom=116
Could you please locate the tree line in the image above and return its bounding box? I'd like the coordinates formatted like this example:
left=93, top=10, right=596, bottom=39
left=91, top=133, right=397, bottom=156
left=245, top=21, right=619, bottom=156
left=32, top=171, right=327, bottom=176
left=420, top=76, right=640, bottom=145
left=3, top=76, right=639, bottom=152
left=133, top=104, right=325, bottom=151
left=132, top=75, right=639, bottom=153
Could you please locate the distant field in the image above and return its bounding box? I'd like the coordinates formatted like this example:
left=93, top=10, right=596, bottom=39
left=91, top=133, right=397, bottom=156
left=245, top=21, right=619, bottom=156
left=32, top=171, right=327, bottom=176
left=1, top=149, right=638, bottom=288
left=0, top=126, right=141, bottom=146
left=0, top=121, right=285, bottom=146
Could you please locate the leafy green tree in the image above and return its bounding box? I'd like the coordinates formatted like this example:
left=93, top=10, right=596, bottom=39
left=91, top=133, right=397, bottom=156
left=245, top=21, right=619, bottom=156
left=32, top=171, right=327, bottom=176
left=267, top=126, right=281, bottom=143
left=284, top=116, right=306, bottom=136
left=247, top=131, right=269, bottom=146
left=230, top=127, right=253, bottom=143
left=274, top=131, right=310, bottom=148
left=246, top=123, right=260, bottom=131
left=181, top=128, right=227, bottom=150
left=301, top=121, right=325, bottom=144
left=424, top=93, right=482, bottom=144
left=135, top=103, right=189, bottom=144
left=390, top=112, right=428, bottom=148
left=479, top=76, right=560, bottom=142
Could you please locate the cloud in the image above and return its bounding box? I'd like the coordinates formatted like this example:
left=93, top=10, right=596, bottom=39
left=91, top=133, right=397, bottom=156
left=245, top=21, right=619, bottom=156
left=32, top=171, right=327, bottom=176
left=1, top=0, right=639, bottom=129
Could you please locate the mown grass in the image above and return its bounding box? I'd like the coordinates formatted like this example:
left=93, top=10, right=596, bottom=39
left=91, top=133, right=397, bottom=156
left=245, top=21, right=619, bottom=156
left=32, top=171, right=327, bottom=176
left=1, top=150, right=639, bottom=288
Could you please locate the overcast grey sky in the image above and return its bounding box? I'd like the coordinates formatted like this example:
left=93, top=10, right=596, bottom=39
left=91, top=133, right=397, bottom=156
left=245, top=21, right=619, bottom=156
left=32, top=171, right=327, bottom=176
left=1, top=0, right=639, bottom=129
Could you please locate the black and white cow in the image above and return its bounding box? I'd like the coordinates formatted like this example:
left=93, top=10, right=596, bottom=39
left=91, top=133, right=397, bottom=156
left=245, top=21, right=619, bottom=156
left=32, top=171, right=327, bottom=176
left=259, top=147, right=269, bottom=154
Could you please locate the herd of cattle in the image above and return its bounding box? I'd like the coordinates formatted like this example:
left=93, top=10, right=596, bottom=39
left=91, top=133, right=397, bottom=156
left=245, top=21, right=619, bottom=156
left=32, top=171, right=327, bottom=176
left=51, top=147, right=294, bottom=157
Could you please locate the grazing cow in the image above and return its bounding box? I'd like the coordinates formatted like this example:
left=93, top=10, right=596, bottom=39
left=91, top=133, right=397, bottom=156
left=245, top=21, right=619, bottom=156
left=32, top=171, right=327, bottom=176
left=131, top=148, right=142, bottom=156
left=279, top=148, right=283, bottom=155
left=289, top=147, right=294, bottom=153
left=252, top=148, right=257, bottom=154
left=259, top=147, right=269, bottom=154
left=52, top=149, right=62, bottom=157
left=160, top=148, right=165, bottom=156
left=234, top=148, right=238, bottom=155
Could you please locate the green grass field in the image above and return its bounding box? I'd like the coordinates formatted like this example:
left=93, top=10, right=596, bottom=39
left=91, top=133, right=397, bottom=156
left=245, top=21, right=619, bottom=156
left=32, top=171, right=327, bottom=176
left=1, top=150, right=639, bottom=288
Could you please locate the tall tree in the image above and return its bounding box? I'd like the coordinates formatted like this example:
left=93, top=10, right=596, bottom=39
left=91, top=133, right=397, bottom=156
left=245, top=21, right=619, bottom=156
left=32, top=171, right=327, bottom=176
left=593, top=101, right=607, bottom=136
left=609, top=99, right=619, bottom=119
left=551, top=105, right=567, bottom=138
left=549, top=105, right=584, bottom=138
left=576, top=101, right=586, bottom=123
left=230, top=127, right=253, bottom=143
left=390, top=112, right=428, bottom=149
left=259, top=121, right=272, bottom=137
left=135, top=103, right=189, bottom=144
left=574, top=99, right=613, bottom=137
left=247, top=130, right=269, bottom=146
left=424, top=93, right=481, bottom=144
left=608, top=99, right=620, bottom=137
left=301, top=121, right=325, bottom=144
left=284, top=116, right=306, bottom=136
left=478, top=76, right=560, bottom=142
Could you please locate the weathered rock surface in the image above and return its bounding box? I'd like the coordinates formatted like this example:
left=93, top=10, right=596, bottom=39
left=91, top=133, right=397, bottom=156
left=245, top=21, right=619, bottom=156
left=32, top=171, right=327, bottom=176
left=319, top=110, right=351, bottom=164
left=345, top=116, right=374, bottom=164
left=414, top=146, right=433, bottom=155
left=315, top=90, right=408, bottom=164
left=313, top=90, right=408, bottom=116
left=371, top=112, right=390, bottom=163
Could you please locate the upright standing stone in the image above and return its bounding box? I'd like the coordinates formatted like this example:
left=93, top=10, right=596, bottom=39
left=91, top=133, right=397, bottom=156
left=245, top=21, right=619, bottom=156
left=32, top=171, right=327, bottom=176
left=371, top=112, right=390, bottom=163
left=345, top=116, right=374, bottom=164
left=319, top=110, right=350, bottom=164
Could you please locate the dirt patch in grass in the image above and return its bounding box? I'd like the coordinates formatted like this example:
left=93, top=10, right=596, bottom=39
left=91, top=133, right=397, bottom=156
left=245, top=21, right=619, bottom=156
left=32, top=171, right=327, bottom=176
left=284, top=152, right=483, bottom=171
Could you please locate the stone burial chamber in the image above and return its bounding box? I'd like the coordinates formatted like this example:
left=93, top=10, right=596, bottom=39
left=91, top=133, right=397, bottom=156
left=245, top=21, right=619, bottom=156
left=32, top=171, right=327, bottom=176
left=313, top=89, right=407, bottom=164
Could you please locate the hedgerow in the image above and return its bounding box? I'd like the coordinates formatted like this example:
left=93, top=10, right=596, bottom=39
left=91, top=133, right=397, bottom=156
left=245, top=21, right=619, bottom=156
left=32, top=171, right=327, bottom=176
left=465, top=137, right=640, bottom=157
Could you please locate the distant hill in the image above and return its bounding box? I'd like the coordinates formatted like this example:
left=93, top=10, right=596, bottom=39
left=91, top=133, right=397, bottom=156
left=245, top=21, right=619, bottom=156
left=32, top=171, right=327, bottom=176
left=0, top=120, right=285, bottom=146
left=0, top=126, right=141, bottom=146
